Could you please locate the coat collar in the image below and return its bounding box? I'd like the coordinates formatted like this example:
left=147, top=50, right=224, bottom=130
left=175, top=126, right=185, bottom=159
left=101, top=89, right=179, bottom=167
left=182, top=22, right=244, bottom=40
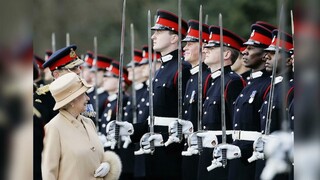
left=60, top=109, right=83, bottom=128
left=161, top=49, right=178, bottom=63
left=190, top=65, right=199, bottom=75
left=107, top=93, right=118, bottom=101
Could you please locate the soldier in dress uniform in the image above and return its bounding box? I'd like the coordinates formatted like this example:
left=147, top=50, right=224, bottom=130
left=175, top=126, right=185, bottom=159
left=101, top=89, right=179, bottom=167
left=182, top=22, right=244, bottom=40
left=143, top=9, right=191, bottom=180
left=34, top=55, right=46, bottom=88
left=110, top=49, right=144, bottom=180
left=99, top=60, right=131, bottom=179
left=43, top=50, right=54, bottom=84
left=231, top=45, right=251, bottom=81
left=87, top=54, right=113, bottom=121
left=179, top=19, right=211, bottom=180
left=33, top=44, right=84, bottom=180
left=100, top=60, right=131, bottom=134
left=131, top=46, right=161, bottom=180
left=81, top=51, right=95, bottom=86
left=197, top=25, right=245, bottom=180
left=255, top=29, right=294, bottom=180
left=212, top=23, right=275, bottom=180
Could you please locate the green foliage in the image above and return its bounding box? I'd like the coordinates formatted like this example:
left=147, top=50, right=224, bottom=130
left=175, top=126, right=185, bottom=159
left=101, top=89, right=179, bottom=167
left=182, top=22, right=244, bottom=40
left=34, top=0, right=292, bottom=64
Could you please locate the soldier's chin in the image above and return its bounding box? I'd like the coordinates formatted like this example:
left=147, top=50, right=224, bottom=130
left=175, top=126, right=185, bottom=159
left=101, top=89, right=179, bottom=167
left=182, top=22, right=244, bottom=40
left=265, top=67, right=272, bottom=72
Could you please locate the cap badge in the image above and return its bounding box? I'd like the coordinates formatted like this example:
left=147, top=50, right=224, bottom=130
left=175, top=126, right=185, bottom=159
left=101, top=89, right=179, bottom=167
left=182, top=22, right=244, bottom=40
left=142, top=50, right=146, bottom=57
left=187, top=27, right=191, bottom=33
left=156, top=16, right=160, bottom=23
left=209, top=32, right=212, bottom=39
left=70, top=48, right=76, bottom=58
left=250, top=30, right=255, bottom=37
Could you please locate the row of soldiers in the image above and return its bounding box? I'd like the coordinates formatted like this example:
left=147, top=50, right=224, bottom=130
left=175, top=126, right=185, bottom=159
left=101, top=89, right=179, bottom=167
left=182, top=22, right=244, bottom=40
left=34, top=9, right=294, bottom=180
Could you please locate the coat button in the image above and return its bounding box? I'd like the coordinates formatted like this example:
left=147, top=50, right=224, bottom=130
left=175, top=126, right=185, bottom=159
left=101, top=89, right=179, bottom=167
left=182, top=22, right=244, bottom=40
left=107, top=103, right=111, bottom=107
left=291, top=116, right=294, bottom=120
left=262, top=116, right=265, bottom=119
left=124, top=112, right=128, bottom=116
left=155, top=79, right=158, bottom=82
left=141, top=98, right=145, bottom=102
left=184, top=110, right=188, bottom=114
left=206, top=97, right=209, bottom=100
left=161, top=66, right=164, bottom=69
left=139, top=110, right=143, bottom=114
left=264, top=101, right=268, bottom=104
left=204, top=111, right=207, bottom=115
left=190, top=79, right=193, bottom=82
left=102, top=123, right=106, bottom=128
left=203, top=126, right=206, bottom=129
left=104, top=113, right=107, bottom=117
left=240, top=94, right=243, bottom=97
left=236, top=108, right=239, bottom=112
left=213, top=101, right=216, bottom=104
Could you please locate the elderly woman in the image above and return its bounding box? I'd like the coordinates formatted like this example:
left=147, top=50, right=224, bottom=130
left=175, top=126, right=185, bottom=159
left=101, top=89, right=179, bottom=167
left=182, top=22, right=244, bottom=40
left=42, top=72, right=121, bottom=180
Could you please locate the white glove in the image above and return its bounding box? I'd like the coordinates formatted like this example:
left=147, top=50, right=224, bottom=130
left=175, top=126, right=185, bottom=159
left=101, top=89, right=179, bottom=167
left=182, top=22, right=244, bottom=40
left=94, top=162, right=110, bottom=177
left=207, top=144, right=241, bottom=170
left=98, top=133, right=107, bottom=145
left=248, top=136, right=266, bottom=162
left=165, top=119, right=193, bottom=146
left=214, top=144, right=241, bottom=160
left=104, top=120, right=133, bottom=149
left=134, top=133, right=164, bottom=155
left=181, top=132, right=199, bottom=156
left=168, top=119, right=194, bottom=135
left=261, top=131, right=293, bottom=180
left=106, top=120, right=134, bottom=136
left=196, top=131, right=219, bottom=148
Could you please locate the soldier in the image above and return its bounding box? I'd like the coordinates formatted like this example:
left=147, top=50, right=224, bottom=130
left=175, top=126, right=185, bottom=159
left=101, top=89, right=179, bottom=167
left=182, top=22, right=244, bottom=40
left=99, top=60, right=131, bottom=179
left=196, top=25, right=245, bottom=180
left=108, top=9, right=190, bottom=179
left=33, top=44, right=84, bottom=180
left=255, top=29, right=294, bottom=180
left=111, top=49, right=143, bottom=180
left=211, top=22, right=276, bottom=180
left=87, top=54, right=112, bottom=121
left=177, top=19, right=211, bottom=180
left=143, top=9, right=191, bottom=180
left=81, top=51, right=95, bottom=85
left=132, top=46, right=161, bottom=180
left=231, top=45, right=251, bottom=81
left=43, top=50, right=54, bottom=84
left=100, top=60, right=130, bottom=134
left=34, top=55, right=46, bottom=88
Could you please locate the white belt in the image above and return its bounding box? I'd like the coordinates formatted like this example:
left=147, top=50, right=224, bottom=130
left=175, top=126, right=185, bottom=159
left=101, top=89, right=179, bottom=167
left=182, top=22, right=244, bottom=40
left=232, top=130, right=262, bottom=141
left=147, top=116, right=177, bottom=126
left=207, top=130, right=233, bottom=136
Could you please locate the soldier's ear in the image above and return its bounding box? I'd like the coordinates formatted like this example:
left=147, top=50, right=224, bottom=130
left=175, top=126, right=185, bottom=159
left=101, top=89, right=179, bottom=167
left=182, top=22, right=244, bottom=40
left=170, top=34, right=179, bottom=44
left=224, top=49, right=231, bottom=60
left=52, top=70, right=60, bottom=79
left=286, top=56, right=293, bottom=66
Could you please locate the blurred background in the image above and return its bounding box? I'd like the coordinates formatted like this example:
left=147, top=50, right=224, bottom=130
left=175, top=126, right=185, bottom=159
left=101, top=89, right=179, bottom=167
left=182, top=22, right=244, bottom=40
left=33, top=0, right=293, bottom=63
